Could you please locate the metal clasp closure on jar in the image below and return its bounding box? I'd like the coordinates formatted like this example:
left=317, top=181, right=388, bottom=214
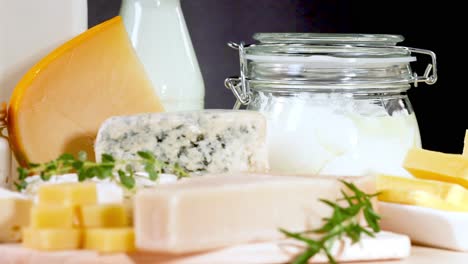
left=224, top=42, right=251, bottom=109
left=225, top=42, right=438, bottom=107
left=407, top=47, right=438, bottom=87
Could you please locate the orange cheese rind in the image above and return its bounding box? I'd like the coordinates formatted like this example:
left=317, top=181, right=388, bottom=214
left=7, top=17, right=123, bottom=166
left=7, top=15, right=163, bottom=166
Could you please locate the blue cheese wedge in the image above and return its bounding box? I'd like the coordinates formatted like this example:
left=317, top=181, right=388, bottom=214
left=94, top=110, right=268, bottom=174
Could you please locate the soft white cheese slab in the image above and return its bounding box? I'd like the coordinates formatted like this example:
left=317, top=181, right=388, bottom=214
left=380, top=201, right=468, bottom=251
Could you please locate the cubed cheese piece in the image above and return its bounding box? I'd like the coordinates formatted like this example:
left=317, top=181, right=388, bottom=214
left=38, top=182, right=97, bottom=206
left=0, top=198, right=32, bottom=242
left=84, top=228, right=135, bottom=253
left=463, top=130, right=468, bottom=156
left=134, top=174, right=373, bottom=253
left=95, top=110, right=268, bottom=174
left=80, top=204, right=128, bottom=228
left=22, top=228, right=82, bottom=250
left=403, top=148, right=468, bottom=187
left=377, top=175, right=468, bottom=211
left=31, top=205, right=75, bottom=228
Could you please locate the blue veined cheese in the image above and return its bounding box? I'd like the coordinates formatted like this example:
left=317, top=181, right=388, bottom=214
left=94, top=110, right=268, bottom=174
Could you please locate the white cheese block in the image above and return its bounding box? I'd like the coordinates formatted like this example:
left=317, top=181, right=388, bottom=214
left=134, top=174, right=374, bottom=253
left=380, top=201, right=468, bottom=251
left=94, top=110, right=268, bottom=174
left=0, top=188, right=32, bottom=242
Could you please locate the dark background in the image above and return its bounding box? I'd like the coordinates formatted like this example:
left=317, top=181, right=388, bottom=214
left=88, top=0, right=467, bottom=154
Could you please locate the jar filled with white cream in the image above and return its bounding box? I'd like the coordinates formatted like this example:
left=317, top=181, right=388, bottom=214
left=225, top=33, right=438, bottom=177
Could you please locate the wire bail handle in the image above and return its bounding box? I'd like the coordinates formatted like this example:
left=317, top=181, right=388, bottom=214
left=224, top=42, right=251, bottom=108
left=407, top=47, right=438, bottom=87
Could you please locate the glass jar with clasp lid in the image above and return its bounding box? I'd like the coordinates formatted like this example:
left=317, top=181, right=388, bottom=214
left=225, top=33, right=437, bottom=177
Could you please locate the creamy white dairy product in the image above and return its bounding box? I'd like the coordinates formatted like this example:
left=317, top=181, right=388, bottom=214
left=120, top=0, right=205, bottom=111
left=22, top=173, right=179, bottom=204
left=258, top=94, right=420, bottom=177
left=95, top=110, right=269, bottom=175
left=0, top=188, right=31, bottom=242
left=0, top=187, right=28, bottom=200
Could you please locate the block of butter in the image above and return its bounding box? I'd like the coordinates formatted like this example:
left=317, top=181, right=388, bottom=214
left=377, top=175, right=468, bottom=212
left=403, top=148, right=468, bottom=188
left=134, top=174, right=374, bottom=253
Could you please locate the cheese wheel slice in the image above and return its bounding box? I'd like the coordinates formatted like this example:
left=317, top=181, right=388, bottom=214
left=7, top=16, right=164, bottom=165
left=463, top=130, right=468, bottom=156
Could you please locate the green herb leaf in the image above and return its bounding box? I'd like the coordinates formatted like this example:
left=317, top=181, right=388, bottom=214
left=15, top=149, right=188, bottom=191
left=17, top=167, right=28, bottom=180
left=173, top=163, right=189, bottom=179
left=137, top=151, right=155, bottom=161
left=279, top=181, right=381, bottom=264
left=58, top=153, right=75, bottom=161
left=144, top=163, right=159, bottom=181
left=118, top=170, right=135, bottom=189
left=14, top=181, right=28, bottom=191
left=101, top=153, right=115, bottom=163
left=78, top=169, right=87, bottom=182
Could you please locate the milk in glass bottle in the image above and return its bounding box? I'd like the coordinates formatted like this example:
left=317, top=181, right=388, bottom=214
left=120, top=0, right=205, bottom=111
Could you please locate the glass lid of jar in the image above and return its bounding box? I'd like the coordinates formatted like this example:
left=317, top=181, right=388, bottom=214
left=225, top=33, right=437, bottom=106
left=253, top=33, right=404, bottom=46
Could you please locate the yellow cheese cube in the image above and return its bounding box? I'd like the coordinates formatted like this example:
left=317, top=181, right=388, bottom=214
left=30, top=205, right=75, bottom=228
left=377, top=175, right=468, bottom=211
left=22, top=228, right=82, bottom=250
left=379, top=189, right=468, bottom=212
left=80, top=204, right=128, bottom=228
left=463, top=130, right=468, bottom=156
left=403, top=148, right=468, bottom=188
left=38, top=182, right=97, bottom=206
left=84, top=228, right=135, bottom=253
left=0, top=198, right=32, bottom=242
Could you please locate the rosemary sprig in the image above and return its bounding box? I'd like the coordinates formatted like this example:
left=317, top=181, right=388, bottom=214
left=14, top=151, right=189, bottom=191
left=280, top=180, right=381, bottom=264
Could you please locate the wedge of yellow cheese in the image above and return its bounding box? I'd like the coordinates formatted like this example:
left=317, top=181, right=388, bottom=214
left=38, top=182, right=97, bottom=206
left=403, top=148, right=468, bottom=188
left=7, top=16, right=164, bottom=165
left=80, top=204, right=128, bottom=228
left=22, top=228, right=82, bottom=251
left=0, top=198, right=32, bottom=242
left=84, top=228, right=135, bottom=253
left=463, top=130, right=468, bottom=156
left=377, top=175, right=468, bottom=211
left=30, top=205, right=75, bottom=228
